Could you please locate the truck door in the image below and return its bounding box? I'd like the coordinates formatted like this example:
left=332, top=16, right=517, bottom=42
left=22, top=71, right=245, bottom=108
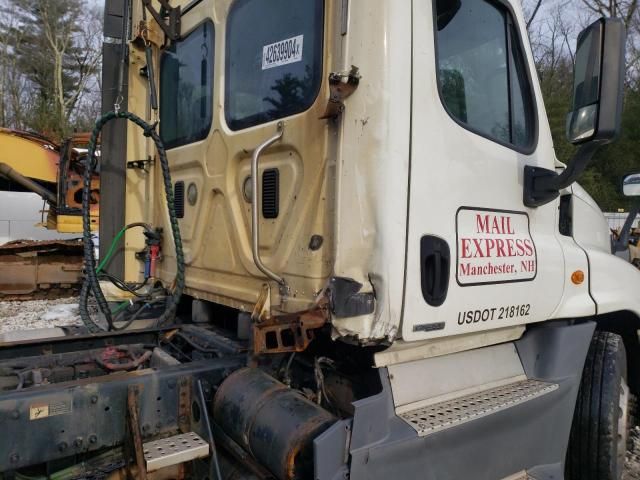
left=158, top=0, right=332, bottom=313
left=402, top=0, right=565, bottom=340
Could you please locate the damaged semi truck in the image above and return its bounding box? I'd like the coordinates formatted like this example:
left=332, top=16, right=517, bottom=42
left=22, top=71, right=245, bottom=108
left=1, top=0, right=639, bottom=479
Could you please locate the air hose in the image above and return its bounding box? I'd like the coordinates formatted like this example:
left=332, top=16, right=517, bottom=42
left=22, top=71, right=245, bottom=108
left=79, top=111, right=185, bottom=332
left=96, top=222, right=152, bottom=274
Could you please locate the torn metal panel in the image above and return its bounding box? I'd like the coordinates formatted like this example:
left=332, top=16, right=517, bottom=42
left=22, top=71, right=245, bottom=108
left=252, top=307, right=328, bottom=355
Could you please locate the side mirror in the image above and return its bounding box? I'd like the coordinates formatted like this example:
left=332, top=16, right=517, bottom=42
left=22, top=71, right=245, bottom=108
left=567, top=18, right=626, bottom=144
left=623, top=172, right=640, bottom=197
left=525, top=17, right=626, bottom=208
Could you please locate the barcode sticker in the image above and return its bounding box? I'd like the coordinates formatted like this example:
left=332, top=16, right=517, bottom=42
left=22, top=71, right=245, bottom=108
left=262, top=35, right=304, bottom=70
left=29, top=399, right=72, bottom=420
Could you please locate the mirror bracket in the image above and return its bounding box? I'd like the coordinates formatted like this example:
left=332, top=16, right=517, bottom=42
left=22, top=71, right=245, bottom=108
left=612, top=202, right=640, bottom=253
left=523, top=166, right=561, bottom=208
left=524, top=142, right=602, bottom=208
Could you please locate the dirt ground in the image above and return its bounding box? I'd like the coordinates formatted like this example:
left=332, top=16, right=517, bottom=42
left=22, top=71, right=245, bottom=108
left=1, top=298, right=640, bottom=476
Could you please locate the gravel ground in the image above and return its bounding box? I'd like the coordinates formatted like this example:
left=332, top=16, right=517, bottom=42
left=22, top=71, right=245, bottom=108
left=625, top=428, right=640, bottom=479
left=1, top=298, right=640, bottom=476
left=0, top=297, right=82, bottom=333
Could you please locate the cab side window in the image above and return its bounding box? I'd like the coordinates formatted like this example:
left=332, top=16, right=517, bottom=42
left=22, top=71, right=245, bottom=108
left=434, top=0, right=535, bottom=150
left=160, top=22, right=215, bottom=149
left=225, top=0, right=324, bottom=131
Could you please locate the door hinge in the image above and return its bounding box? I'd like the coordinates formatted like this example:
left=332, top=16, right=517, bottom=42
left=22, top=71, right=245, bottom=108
left=320, top=66, right=361, bottom=120
left=141, top=0, right=181, bottom=41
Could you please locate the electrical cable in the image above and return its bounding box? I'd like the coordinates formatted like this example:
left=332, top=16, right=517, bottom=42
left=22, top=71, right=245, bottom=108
left=197, top=379, right=223, bottom=480
left=98, top=271, right=149, bottom=297
left=111, top=298, right=167, bottom=332
left=79, top=111, right=185, bottom=332
left=175, top=331, right=220, bottom=354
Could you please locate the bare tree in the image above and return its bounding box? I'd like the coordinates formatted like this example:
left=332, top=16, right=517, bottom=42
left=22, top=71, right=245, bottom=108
left=580, top=0, right=640, bottom=82
left=581, top=0, right=638, bottom=26
left=40, top=1, right=101, bottom=133
left=65, top=5, right=103, bottom=129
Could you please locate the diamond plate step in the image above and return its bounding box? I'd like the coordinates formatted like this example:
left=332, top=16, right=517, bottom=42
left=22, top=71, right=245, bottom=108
left=399, top=379, right=558, bottom=437
left=144, top=432, right=209, bottom=471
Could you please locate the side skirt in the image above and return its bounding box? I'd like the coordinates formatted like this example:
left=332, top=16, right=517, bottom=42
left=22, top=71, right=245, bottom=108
left=315, top=321, right=595, bottom=480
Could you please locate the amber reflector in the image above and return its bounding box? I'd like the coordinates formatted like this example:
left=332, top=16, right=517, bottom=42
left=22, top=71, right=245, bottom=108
left=571, top=270, right=585, bottom=285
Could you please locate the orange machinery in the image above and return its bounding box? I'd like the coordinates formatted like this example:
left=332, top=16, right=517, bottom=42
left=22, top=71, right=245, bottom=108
left=0, top=128, right=99, bottom=233
left=0, top=129, right=100, bottom=298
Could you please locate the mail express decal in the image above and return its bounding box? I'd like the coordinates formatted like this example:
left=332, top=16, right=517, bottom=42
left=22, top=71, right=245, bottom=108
left=456, top=208, right=537, bottom=285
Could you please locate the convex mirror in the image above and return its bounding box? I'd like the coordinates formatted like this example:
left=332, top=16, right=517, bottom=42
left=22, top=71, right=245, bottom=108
left=623, top=172, right=640, bottom=197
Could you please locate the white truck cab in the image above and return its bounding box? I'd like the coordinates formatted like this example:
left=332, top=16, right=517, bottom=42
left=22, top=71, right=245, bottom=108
left=118, top=0, right=634, bottom=346
left=6, top=0, right=634, bottom=479
left=110, top=0, right=635, bottom=478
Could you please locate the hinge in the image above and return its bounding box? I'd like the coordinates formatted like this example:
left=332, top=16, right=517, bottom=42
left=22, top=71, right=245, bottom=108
left=141, top=0, right=181, bottom=41
left=127, top=156, right=154, bottom=172
left=320, top=66, right=361, bottom=120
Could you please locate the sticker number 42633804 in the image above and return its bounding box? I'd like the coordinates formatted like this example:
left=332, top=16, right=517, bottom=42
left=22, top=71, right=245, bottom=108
left=262, top=35, right=304, bottom=70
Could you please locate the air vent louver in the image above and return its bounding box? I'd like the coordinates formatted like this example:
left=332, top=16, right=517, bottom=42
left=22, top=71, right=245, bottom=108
left=262, top=169, right=279, bottom=219
left=174, top=181, right=185, bottom=219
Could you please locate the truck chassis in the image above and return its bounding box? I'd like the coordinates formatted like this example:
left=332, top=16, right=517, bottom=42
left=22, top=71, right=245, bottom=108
left=0, top=317, right=603, bottom=480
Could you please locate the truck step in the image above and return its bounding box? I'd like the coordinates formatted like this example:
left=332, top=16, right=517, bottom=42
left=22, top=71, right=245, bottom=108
left=399, top=378, right=558, bottom=437
left=143, top=432, right=209, bottom=471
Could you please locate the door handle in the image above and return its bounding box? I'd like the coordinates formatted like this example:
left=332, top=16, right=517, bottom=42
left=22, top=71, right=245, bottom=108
left=420, top=235, right=450, bottom=307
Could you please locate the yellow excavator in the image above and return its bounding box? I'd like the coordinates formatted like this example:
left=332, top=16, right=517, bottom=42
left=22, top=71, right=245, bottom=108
left=0, top=129, right=100, bottom=299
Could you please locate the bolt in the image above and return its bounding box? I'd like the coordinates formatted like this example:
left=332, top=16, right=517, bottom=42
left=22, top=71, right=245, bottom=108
left=58, top=442, right=68, bottom=452
left=74, top=437, right=83, bottom=448
left=9, top=453, right=19, bottom=463
left=90, top=395, right=98, bottom=404
left=89, top=434, right=97, bottom=444
left=11, top=410, right=19, bottom=419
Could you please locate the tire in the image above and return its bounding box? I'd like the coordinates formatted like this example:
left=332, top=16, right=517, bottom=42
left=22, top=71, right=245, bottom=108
left=566, top=330, right=630, bottom=480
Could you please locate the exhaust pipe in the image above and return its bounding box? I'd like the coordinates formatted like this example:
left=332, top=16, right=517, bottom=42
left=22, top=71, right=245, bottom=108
left=0, top=162, right=57, bottom=205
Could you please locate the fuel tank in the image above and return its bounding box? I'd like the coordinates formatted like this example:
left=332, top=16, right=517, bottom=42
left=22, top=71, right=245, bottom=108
left=213, top=368, right=336, bottom=480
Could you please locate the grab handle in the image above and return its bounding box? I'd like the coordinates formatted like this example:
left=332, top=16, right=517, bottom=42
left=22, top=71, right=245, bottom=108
left=251, top=122, right=286, bottom=286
